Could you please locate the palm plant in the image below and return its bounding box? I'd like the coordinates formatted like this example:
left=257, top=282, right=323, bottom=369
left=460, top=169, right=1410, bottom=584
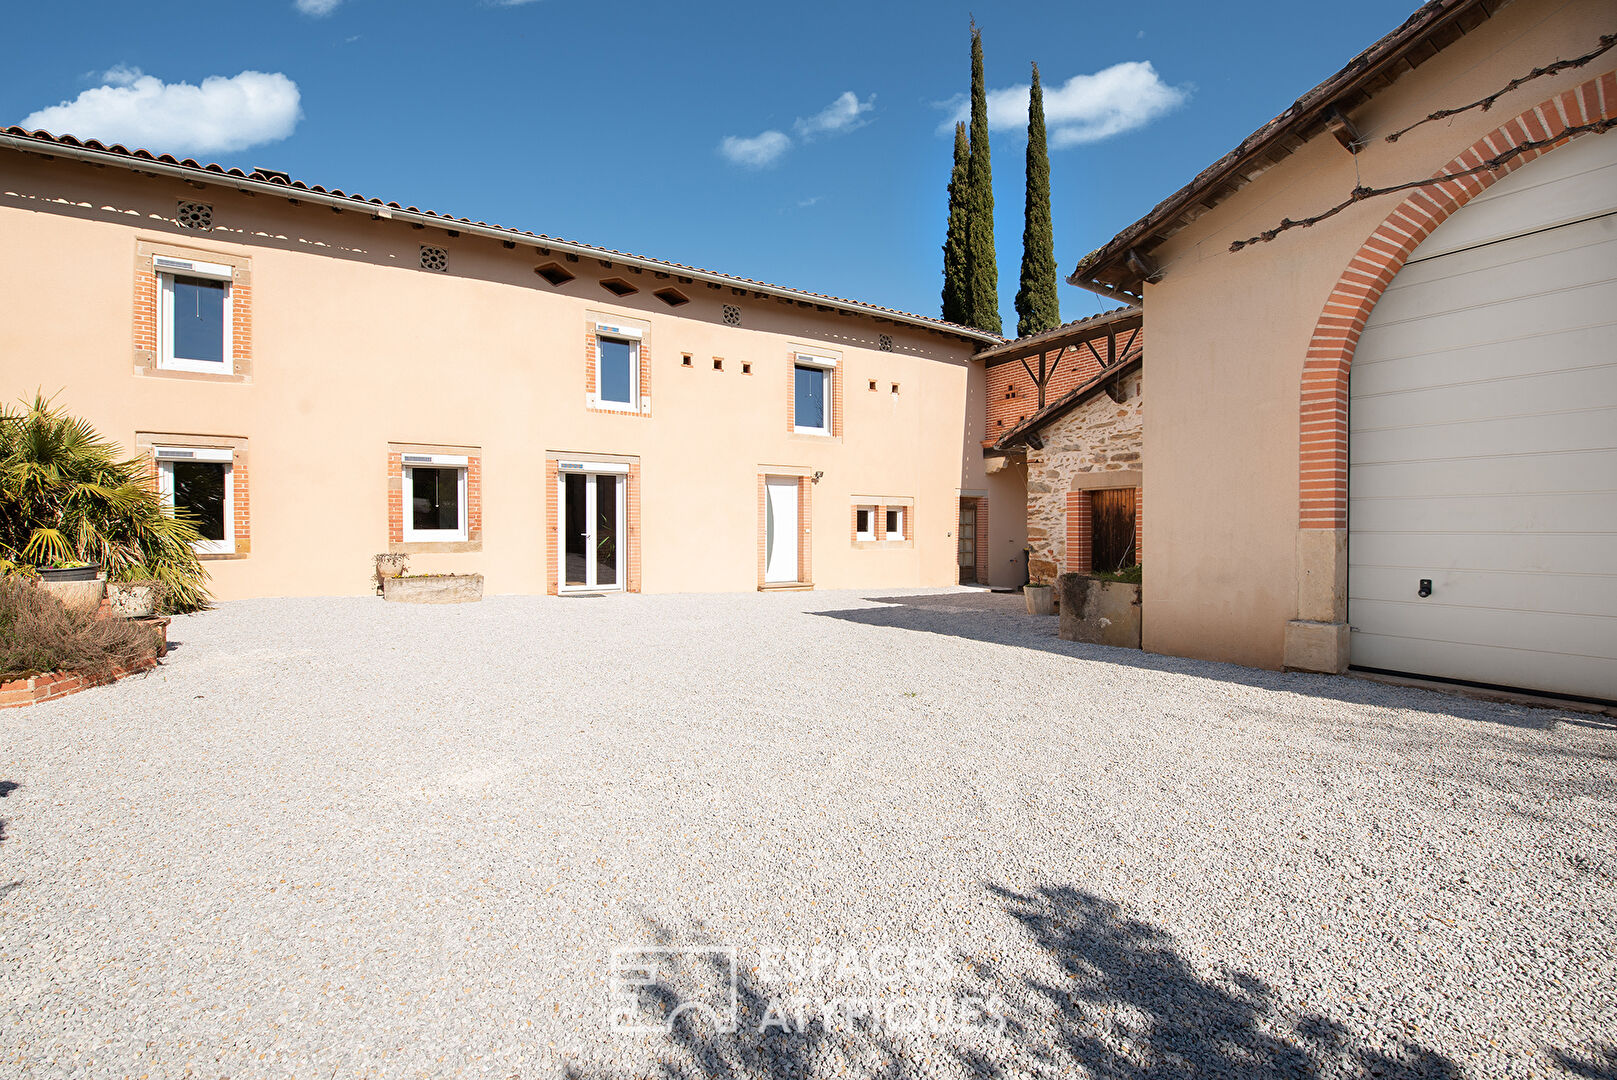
left=0, top=393, right=211, bottom=612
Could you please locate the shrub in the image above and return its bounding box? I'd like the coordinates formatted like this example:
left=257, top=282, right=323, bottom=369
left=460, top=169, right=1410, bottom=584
left=0, top=578, right=157, bottom=682
left=0, top=393, right=210, bottom=612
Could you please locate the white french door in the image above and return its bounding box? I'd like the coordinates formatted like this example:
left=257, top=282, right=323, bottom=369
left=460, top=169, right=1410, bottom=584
left=764, top=477, right=799, bottom=584
left=559, top=464, right=627, bottom=592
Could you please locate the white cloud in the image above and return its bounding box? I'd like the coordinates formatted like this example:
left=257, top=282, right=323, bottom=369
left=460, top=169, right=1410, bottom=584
left=101, top=64, right=143, bottom=87
left=295, top=0, right=342, bottom=14
left=718, top=130, right=791, bottom=168
left=939, top=61, right=1189, bottom=145
left=794, top=91, right=875, bottom=139
left=23, top=70, right=302, bottom=155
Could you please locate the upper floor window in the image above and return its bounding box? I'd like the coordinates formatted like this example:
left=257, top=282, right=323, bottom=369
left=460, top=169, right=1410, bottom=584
left=598, top=336, right=639, bottom=407
left=402, top=454, right=468, bottom=542
left=155, top=445, right=234, bottom=554
left=155, top=256, right=234, bottom=374
left=794, top=355, right=835, bottom=435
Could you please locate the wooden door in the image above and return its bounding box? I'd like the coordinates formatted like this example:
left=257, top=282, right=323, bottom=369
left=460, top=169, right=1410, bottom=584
left=1090, top=488, right=1137, bottom=573
left=958, top=500, right=977, bottom=583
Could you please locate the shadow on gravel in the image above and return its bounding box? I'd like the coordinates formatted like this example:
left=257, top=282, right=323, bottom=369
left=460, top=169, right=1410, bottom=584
left=578, top=886, right=1460, bottom=1080
left=0, top=779, right=16, bottom=848
left=980, top=883, right=1461, bottom=1080
left=1554, top=1044, right=1617, bottom=1079
left=814, top=594, right=1615, bottom=736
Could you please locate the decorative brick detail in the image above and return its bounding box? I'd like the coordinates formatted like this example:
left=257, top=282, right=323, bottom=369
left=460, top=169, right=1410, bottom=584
left=1298, top=70, right=1617, bottom=530
left=787, top=353, right=842, bottom=437
left=131, top=241, right=253, bottom=381
left=757, top=474, right=812, bottom=587
left=584, top=321, right=652, bottom=417
left=984, top=332, right=1144, bottom=441
left=626, top=461, right=643, bottom=593
left=0, top=654, right=161, bottom=710
left=387, top=444, right=482, bottom=551
left=545, top=458, right=560, bottom=595
left=1064, top=492, right=1093, bottom=576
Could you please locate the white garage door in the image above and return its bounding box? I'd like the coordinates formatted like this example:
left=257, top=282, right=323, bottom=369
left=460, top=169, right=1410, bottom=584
left=1349, top=129, right=1617, bottom=703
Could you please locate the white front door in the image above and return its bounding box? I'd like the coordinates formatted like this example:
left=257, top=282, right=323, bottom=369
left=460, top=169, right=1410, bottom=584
left=765, top=477, right=799, bottom=584
left=560, top=468, right=626, bottom=591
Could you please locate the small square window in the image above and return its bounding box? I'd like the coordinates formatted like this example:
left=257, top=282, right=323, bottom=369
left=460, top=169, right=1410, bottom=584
left=403, top=464, right=468, bottom=542
left=713, top=357, right=724, bottom=371
left=597, top=335, right=638, bottom=407
left=869, top=379, right=878, bottom=392
left=682, top=353, right=693, bottom=367
left=885, top=507, right=905, bottom=541
left=155, top=257, right=233, bottom=374
left=855, top=506, right=877, bottom=541
left=742, top=362, right=752, bottom=375
left=155, top=447, right=234, bottom=554
left=891, top=383, right=900, bottom=395
left=794, top=357, right=833, bottom=435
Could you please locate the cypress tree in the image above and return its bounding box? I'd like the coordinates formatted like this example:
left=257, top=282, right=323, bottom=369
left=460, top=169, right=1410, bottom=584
left=1015, top=61, right=1060, bottom=338
left=941, top=122, right=972, bottom=325
left=966, top=21, right=1002, bottom=335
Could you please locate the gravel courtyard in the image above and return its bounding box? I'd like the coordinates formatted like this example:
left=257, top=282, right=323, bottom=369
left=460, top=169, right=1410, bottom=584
left=2, top=590, right=1613, bottom=1079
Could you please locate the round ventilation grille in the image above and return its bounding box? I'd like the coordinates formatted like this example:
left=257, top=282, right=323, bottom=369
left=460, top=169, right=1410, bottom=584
left=176, top=201, right=213, bottom=230
left=878, top=334, right=893, bottom=352
left=420, top=246, right=448, bottom=272
left=722, top=304, right=741, bottom=326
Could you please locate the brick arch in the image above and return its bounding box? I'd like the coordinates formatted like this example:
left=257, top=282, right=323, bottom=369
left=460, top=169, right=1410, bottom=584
left=1299, top=70, right=1617, bottom=530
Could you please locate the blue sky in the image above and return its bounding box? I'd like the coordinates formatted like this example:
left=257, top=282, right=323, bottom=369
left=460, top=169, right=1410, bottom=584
left=5, top=0, right=1422, bottom=334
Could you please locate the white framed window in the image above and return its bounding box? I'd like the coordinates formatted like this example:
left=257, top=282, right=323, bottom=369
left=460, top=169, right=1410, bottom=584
left=154, top=445, right=234, bottom=554
left=591, top=323, right=643, bottom=412
left=401, top=453, right=469, bottom=542
left=793, top=354, right=835, bottom=435
left=855, top=506, right=877, bottom=541
left=155, top=255, right=234, bottom=374
left=885, top=506, right=906, bottom=541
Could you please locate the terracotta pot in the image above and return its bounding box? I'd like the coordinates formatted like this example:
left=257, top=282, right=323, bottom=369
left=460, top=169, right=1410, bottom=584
left=39, top=575, right=106, bottom=615
left=1024, top=584, right=1056, bottom=616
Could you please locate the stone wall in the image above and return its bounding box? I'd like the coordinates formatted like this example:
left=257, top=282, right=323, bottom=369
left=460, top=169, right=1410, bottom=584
left=1025, top=369, right=1142, bottom=583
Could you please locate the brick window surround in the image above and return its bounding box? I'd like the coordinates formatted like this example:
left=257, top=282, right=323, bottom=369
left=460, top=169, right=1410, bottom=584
left=786, top=351, right=844, bottom=438
left=1063, top=487, right=1142, bottom=575
left=850, top=499, right=915, bottom=549
left=544, top=455, right=642, bottom=594
left=132, top=240, right=253, bottom=382
left=1299, top=72, right=1617, bottom=532
left=584, top=314, right=653, bottom=417
left=757, top=473, right=812, bottom=588
left=388, top=443, right=483, bottom=554
left=135, top=432, right=251, bottom=559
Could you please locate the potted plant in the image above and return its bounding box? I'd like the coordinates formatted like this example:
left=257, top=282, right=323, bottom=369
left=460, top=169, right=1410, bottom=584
left=374, top=553, right=409, bottom=592
left=1024, top=580, right=1056, bottom=616
left=1, top=393, right=211, bottom=613
left=38, top=561, right=99, bottom=582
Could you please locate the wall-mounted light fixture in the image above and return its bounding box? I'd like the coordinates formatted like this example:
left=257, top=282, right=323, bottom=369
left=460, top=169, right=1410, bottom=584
left=812, top=471, right=824, bottom=484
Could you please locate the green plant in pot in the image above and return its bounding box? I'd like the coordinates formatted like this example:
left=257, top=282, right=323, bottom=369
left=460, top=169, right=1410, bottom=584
left=0, top=393, right=211, bottom=612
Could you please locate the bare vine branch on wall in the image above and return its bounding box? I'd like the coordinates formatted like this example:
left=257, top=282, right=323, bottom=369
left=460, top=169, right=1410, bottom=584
left=1384, top=34, right=1616, bottom=143
left=1228, top=118, right=1615, bottom=253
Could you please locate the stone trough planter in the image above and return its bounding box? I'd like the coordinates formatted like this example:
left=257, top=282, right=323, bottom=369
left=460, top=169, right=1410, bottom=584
left=1023, top=583, right=1057, bottom=616
left=382, top=573, right=484, bottom=604
left=1057, top=572, right=1142, bottom=649
left=39, top=573, right=106, bottom=616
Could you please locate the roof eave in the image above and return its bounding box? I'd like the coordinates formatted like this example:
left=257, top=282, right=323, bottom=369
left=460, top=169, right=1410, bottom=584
left=1066, top=0, right=1495, bottom=292
left=0, top=131, right=1004, bottom=347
